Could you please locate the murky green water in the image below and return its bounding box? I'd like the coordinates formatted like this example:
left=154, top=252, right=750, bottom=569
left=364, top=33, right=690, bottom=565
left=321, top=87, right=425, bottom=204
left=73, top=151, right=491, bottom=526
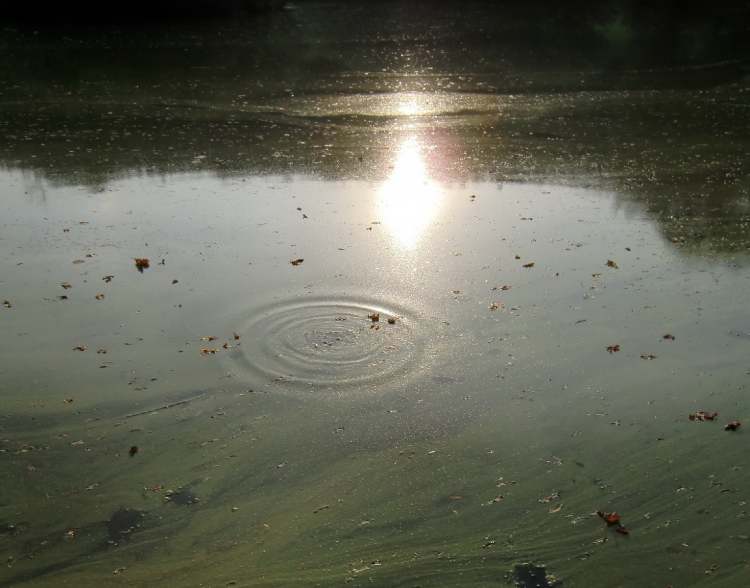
left=1, top=3, right=750, bottom=586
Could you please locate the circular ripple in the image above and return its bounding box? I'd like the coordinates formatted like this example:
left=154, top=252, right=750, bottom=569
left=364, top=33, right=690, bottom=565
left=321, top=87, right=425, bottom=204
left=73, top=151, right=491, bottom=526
left=227, top=297, right=424, bottom=388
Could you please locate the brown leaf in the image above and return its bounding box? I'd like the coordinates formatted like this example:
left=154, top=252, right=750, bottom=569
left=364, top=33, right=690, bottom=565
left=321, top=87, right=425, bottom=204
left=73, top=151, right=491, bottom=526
left=640, top=353, right=656, bottom=360
left=233, top=332, right=241, bottom=340
left=200, top=336, right=217, bottom=342
left=387, top=317, right=396, bottom=325
left=597, top=511, right=621, bottom=526
left=72, top=345, right=87, bottom=352
left=368, top=313, right=380, bottom=322
left=290, top=258, right=304, bottom=266
left=61, top=282, right=72, bottom=290
left=725, top=421, right=741, bottom=431
left=663, top=334, right=676, bottom=341
left=606, top=344, right=621, bottom=353
left=200, top=348, right=218, bottom=355
left=606, top=259, right=619, bottom=269
left=102, top=275, right=114, bottom=283
left=134, top=258, right=150, bottom=272
left=489, top=302, right=502, bottom=311
left=95, top=293, right=105, bottom=300
left=522, top=262, right=535, bottom=268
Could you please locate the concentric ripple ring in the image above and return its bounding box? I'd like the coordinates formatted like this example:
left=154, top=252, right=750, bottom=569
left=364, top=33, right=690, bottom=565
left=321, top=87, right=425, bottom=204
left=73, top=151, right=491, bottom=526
left=226, top=296, right=425, bottom=388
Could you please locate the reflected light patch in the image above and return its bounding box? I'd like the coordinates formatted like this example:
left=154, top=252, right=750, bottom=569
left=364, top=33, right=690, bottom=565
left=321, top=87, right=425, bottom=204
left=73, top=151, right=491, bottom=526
left=397, top=100, right=422, bottom=116
left=377, top=138, right=443, bottom=250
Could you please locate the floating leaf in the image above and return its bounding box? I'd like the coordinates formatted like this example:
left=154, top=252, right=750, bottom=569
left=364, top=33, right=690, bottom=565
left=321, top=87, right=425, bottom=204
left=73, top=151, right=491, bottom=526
left=522, top=262, right=535, bottom=268
left=134, top=258, right=150, bottom=272
left=606, top=344, right=621, bottom=353
left=61, top=282, right=72, bottom=290
left=640, top=353, right=656, bottom=360
left=95, top=293, right=105, bottom=301
left=597, top=511, right=621, bottom=526
left=368, top=313, right=380, bottom=322
left=663, top=334, right=676, bottom=341
left=725, top=421, right=742, bottom=431
left=2, top=300, right=11, bottom=308
left=200, top=348, right=218, bottom=355
left=606, top=259, right=619, bottom=269
left=290, top=258, right=304, bottom=266
left=387, top=317, right=397, bottom=325
left=72, top=345, right=87, bottom=352
left=102, top=275, right=114, bottom=283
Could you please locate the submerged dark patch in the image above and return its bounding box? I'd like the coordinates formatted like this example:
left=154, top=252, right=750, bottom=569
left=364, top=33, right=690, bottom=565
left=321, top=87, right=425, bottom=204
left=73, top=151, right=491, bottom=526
left=106, top=508, right=145, bottom=544
left=511, top=563, right=562, bottom=588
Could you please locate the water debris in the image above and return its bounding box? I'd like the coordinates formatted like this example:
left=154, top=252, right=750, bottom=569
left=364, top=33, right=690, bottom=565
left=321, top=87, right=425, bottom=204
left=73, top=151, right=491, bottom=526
left=102, top=275, right=114, bottom=283
left=640, top=353, right=657, bottom=360
left=95, top=293, right=105, bottom=300
left=522, top=262, right=535, bottom=268
left=368, top=312, right=380, bottom=322
left=172, top=279, right=179, bottom=284
left=134, top=258, right=150, bottom=272
left=663, top=333, right=676, bottom=341
left=313, top=505, right=330, bottom=514
left=233, top=332, right=241, bottom=340
left=2, top=300, right=11, bottom=308
left=492, top=285, right=511, bottom=291
left=128, top=446, right=139, bottom=457
left=689, top=411, right=718, bottom=422
left=290, top=258, right=304, bottom=266
left=200, top=348, right=218, bottom=355
left=606, top=344, right=620, bottom=353
left=61, top=282, right=72, bottom=289
left=489, top=302, right=502, bottom=311
left=597, top=511, right=621, bottom=526
left=72, top=259, right=85, bottom=264
left=201, top=336, right=217, bottom=342
left=73, top=345, right=87, bottom=352
left=606, top=259, right=619, bottom=269
left=725, top=421, right=742, bottom=431
left=387, top=317, right=397, bottom=324
left=510, top=563, right=562, bottom=587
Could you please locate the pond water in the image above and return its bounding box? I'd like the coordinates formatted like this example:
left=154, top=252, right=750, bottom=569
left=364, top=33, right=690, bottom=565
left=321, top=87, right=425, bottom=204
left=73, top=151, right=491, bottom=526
left=1, top=3, right=750, bottom=587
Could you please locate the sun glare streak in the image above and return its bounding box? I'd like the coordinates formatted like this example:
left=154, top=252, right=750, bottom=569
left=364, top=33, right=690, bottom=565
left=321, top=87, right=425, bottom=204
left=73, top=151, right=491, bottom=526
left=377, top=138, right=443, bottom=250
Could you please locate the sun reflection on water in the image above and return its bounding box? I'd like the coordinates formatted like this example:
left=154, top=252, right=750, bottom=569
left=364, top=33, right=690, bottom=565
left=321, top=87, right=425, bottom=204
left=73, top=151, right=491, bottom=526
left=377, top=138, right=443, bottom=250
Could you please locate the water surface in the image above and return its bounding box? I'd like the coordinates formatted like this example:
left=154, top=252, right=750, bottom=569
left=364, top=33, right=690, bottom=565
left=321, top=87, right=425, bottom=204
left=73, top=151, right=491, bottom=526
left=1, top=3, right=750, bottom=587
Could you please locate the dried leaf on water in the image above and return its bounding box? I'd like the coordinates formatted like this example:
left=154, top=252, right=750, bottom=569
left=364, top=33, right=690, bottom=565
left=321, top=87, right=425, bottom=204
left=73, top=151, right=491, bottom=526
left=95, top=293, right=105, bottom=300
left=597, top=511, right=621, bottom=526
left=134, top=258, right=150, bottom=272
left=606, top=259, right=619, bottom=269
left=200, top=348, right=218, bottom=355
left=129, top=446, right=139, bottom=457
left=61, top=282, right=72, bottom=290
left=489, top=302, right=502, bottom=311
left=725, top=421, right=742, bottom=431
left=73, top=345, right=87, bottom=352
left=522, top=262, right=535, bottom=268
left=290, top=258, right=304, bottom=266
left=368, top=313, right=380, bottom=322
left=200, top=336, right=217, bottom=342
left=103, top=275, right=114, bottom=283
left=2, top=300, right=11, bottom=308
left=640, top=353, right=657, bottom=360
left=387, top=317, right=397, bottom=324
left=606, top=344, right=621, bottom=353
left=663, top=334, right=676, bottom=341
